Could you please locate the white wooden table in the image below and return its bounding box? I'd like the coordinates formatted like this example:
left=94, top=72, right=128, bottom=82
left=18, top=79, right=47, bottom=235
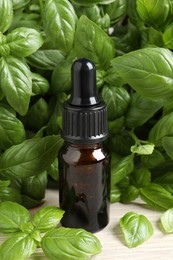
left=1, top=189, right=173, bottom=260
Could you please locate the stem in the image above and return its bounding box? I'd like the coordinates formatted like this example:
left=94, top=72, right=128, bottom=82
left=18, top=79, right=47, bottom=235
left=129, top=131, right=141, bottom=145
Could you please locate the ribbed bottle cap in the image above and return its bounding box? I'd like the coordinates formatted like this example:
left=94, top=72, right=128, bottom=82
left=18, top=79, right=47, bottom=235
left=61, top=58, right=108, bottom=144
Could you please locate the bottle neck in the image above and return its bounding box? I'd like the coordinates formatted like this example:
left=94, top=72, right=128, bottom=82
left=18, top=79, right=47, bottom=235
left=64, top=141, right=103, bottom=150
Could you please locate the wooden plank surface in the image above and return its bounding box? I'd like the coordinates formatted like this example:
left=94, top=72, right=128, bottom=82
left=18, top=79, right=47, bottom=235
left=1, top=189, right=173, bottom=260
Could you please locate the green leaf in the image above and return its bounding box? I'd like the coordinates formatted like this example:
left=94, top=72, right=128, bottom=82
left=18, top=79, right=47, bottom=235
left=125, top=93, right=164, bottom=128
left=131, top=143, right=155, bottom=155
left=0, top=180, right=10, bottom=189
left=140, top=183, right=173, bottom=211
left=31, top=72, right=49, bottom=96
left=75, top=15, right=115, bottom=69
left=120, top=212, right=154, bottom=248
left=110, top=185, right=121, bottom=203
left=154, top=172, right=173, bottom=195
left=47, top=158, right=59, bottom=181
left=43, top=0, right=77, bottom=54
left=161, top=208, right=173, bottom=233
left=0, top=135, right=63, bottom=178
left=163, top=22, right=173, bottom=49
left=112, top=48, right=173, bottom=99
left=0, top=233, right=36, bottom=260
left=104, top=0, right=127, bottom=24
left=102, top=86, right=130, bottom=121
left=136, top=0, right=173, bottom=31
left=111, top=154, right=134, bottom=186
left=104, top=66, right=124, bottom=87
left=162, top=136, right=173, bottom=159
left=32, top=206, right=64, bottom=232
left=12, top=0, right=30, bottom=10
left=131, top=167, right=151, bottom=188
left=149, top=112, right=173, bottom=146
left=6, top=27, right=43, bottom=57
left=0, top=201, right=30, bottom=233
left=141, top=149, right=165, bottom=169
left=41, top=227, right=102, bottom=260
left=21, top=195, right=43, bottom=209
left=0, top=0, right=13, bottom=33
left=27, top=50, right=65, bottom=70
left=0, top=56, right=32, bottom=115
left=120, top=185, right=139, bottom=203
left=108, top=116, right=124, bottom=135
left=0, top=106, right=25, bottom=150
left=0, top=187, right=22, bottom=204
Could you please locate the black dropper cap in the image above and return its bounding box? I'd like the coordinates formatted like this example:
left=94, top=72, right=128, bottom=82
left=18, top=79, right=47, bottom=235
left=61, top=58, right=108, bottom=144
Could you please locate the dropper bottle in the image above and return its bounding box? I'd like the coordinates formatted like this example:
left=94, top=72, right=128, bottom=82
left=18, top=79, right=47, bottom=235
left=58, top=58, right=110, bottom=233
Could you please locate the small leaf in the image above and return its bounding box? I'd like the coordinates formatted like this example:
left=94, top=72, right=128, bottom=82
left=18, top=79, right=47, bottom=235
left=120, top=212, right=154, bottom=248
left=161, top=208, right=173, bottom=233
left=0, top=0, right=13, bottom=33
left=31, top=72, right=49, bottom=96
left=110, top=186, right=121, bottom=203
left=6, top=27, right=43, bottom=57
left=75, top=15, right=115, bottom=69
left=0, top=233, right=36, bottom=260
left=140, top=183, right=173, bottom=211
left=0, top=56, right=32, bottom=115
left=41, top=227, right=102, bottom=260
left=0, top=201, right=30, bottom=233
left=111, top=154, right=134, bottom=186
left=12, top=0, right=30, bottom=10
left=131, top=143, right=155, bottom=155
left=32, top=206, right=64, bottom=232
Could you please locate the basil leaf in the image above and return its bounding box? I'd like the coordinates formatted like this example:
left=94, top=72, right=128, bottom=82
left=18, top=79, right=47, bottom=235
left=32, top=73, right=49, bottom=96
left=0, top=135, right=62, bottom=178
left=47, top=158, right=59, bottom=181
left=102, top=85, right=130, bottom=120
left=0, top=180, right=10, bottom=189
left=136, top=0, right=173, bottom=31
left=104, top=0, right=127, bottom=24
left=41, top=227, right=101, bottom=260
left=27, top=50, right=65, bottom=70
left=110, top=186, right=121, bottom=203
left=125, top=93, right=164, bottom=128
left=108, top=116, right=124, bottom=135
left=0, top=106, right=25, bottom=150
left=149, top=112, right=173, bottom=146
left=141, top=149, right=165, bottom=169
left=0, top=187, right=22, bottom=204
left=0, top=0, right=13, bottom=33
left=0, top=233, right=36, bottom=260
left=43, top=0, right=77, bottom=54
left=131, top=143, right=155, bottom=155
left=120, top=212, right=154, bottom=248
left=32, top=206, right=64, bottom=232
left=111, top=154, right=134, bottom=186
left=6, top=27, right=43, bottom=57
left=162, top=136, right=173, bottom=159
left=12, top=0, right=30, bottom=10
left=72, top=0, right=100, bottom=6
left=0, top=56, right=32, bottom=115
left=161, top=208, right=173, bottom=233
left=163, top=22, right=173, bottom=49
left=131, top=167, right=151, bottom=188
left=75, top=15, right=115, bottom=69
left=21, top=195, right=43, bottom=209
left=140, top=183, right=173, bottom=211
left=104, top=66, right=124, bottom=87
left=120, top=185, right=139, bottom=203
left=0, top=201, right=30, bottom=233
left=112, top=48, right=173, bottom=99
left=21, top=171, right=47, bottom=201
left=154, top=172, right=173, bottom=195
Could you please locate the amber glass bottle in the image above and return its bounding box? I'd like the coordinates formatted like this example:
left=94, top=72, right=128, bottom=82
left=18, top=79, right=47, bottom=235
left=58, top=58, right=110, bottom=233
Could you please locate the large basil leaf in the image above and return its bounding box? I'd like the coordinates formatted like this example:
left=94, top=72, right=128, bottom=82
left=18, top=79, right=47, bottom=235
left=120, top=185, right=139, bottom=203
left=140, top=183, right=173, bottom=210
left=120, top=212, right=154, bottom=248
left=75, top=15, right=115, bottom=69
left=131, top=167, right=151, bottom=188
left=12, top=0, right=30, bottom=10
left=43, top=0, right=77, bottom=54
left=162, top=136, right=173, bottom=159
left=111, top=154, right=134, bottom=186
left=149, top=112, right=173, bottom=146
left=112, top=48, right=173, bottom=99
left=141, top=149, right=165, bottom=169
left=32, top=73, right=49, bottom=96
left=0, top=201, right=30, bottom=233
left=21, top=171, right=47, bottom=201
left=41, top=227, right=101, bottom=260
left=125, top=93, right=164, bottom=128
left=102, top=86, right=130, bottom=120
left=0, top=187, right=22, bottom=204
left=0, top=56, right=32, bottom=115
left=104, top=0, right=127, bottom=24
left=27, top=50, right=65, bottom=70
left=0, top=233, right=36, bottom=260
left=0, top=106, right=25, bottom=150
left=6, top=27, right=43, bottom=57
left=154, top=172, right=173, bottom=195
left=0, top=135, right=62, bottom=178
left=0, top=0, right=13, bottom=33
left=161, top=208, right=173, bottom=233
left=32, top=206, right=64, bottom=232
left=136, top=0, right=173, bottom=31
